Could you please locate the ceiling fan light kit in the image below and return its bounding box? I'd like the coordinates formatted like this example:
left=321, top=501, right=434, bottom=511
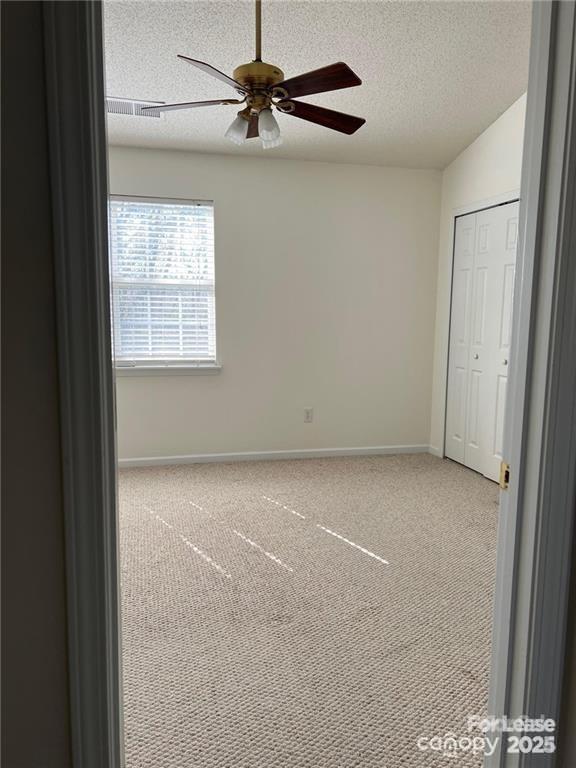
left=224, top=113, right=250, bottom=145
left=257, top=108, right=281, bottom=142
left=141, top=0, right=366, bottom=148
left=261, top=136, right=283, bottom=150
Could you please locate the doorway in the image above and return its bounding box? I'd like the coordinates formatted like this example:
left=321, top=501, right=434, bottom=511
left=31, top=2, right=576, bottom=767
left=445, top=200, right=519, bottom=481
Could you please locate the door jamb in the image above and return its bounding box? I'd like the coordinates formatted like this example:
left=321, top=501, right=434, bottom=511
left=487, top=1, right=576, bottom=765
left=43, top=2, right=123, bottom=767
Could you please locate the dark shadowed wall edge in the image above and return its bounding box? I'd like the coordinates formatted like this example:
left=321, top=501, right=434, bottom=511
left=1, top=2, right=73, bottom=766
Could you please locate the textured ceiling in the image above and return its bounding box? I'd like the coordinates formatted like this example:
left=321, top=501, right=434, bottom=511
left=104, top=0, right=531, bottom=169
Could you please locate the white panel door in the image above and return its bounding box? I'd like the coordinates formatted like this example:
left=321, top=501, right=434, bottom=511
left=465, top=214, right=492, bottom=474
left=445, top=201, right=519, bottom=481
left=445, top=214, right=476, bottom=464
left=481, top=202, right=519, bottom=480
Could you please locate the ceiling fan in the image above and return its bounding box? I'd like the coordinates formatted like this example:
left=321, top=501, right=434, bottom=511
left=142, top=0, right=365, bottom=148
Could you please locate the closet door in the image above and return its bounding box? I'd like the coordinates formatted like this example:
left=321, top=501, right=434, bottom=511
left=445, top=201, right=519, bottom=481
left=480, top=201, right=519, bottom=480
left=445, top=213, right=476, bottom=465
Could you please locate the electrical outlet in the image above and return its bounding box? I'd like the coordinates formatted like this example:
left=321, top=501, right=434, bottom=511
left=304, top=408, right=314, bottom=423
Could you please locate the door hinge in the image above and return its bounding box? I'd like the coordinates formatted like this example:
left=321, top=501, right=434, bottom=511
left=499, top=461, right=510, bottom=490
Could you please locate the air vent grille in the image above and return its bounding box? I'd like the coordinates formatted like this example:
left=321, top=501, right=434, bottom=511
left=106, top=97, right=164, bottom=119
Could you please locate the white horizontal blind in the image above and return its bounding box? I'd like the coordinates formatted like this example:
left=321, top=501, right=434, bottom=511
left=109, top=198, right=216, bottom=365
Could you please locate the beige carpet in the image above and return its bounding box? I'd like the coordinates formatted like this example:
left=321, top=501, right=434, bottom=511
left=119, top=454, right=499, bottom=768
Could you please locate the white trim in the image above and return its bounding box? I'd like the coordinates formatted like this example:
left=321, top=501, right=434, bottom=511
left=452, top=189, right=521, bottom=219
left=115, top=363, right=222, bottom=377
left=437, top=190, right=520, bottom=460
left=118, top=444, right=430, bottom=468
left=487, top=3, right=576, bottom=766
left=43, top=3, right=123, bottom=767
left=110, top=193, right=213, bottom=207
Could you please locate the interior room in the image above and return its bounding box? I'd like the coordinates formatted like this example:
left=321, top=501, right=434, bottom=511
left=103, top=1, right=531, bottom=764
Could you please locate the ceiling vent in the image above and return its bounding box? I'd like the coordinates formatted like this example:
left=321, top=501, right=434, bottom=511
left=106, top=97, right=165, bottom=119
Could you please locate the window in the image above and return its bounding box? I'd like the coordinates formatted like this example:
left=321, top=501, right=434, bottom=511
left=109, top=197, right=216, bottom=368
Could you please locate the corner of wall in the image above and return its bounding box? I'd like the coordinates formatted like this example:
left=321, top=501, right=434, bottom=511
left=428, top=93, right=527, bottom=454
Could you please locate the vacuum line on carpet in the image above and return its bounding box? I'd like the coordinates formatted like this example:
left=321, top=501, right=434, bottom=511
left=188, top=500, right=294, bottom=573
left=261, top=495, right=306, bottom=519
left=189, top=501, right=210, bottom=514
left=231, top=529, right=294, bottom=572
left=261, top=496, right=389, bottom=566
left=316, top=524, right=389, bottom=565
left=144, top=506, right=232, bottom=579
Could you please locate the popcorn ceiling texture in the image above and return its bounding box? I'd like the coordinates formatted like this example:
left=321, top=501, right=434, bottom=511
left=119, top=453, right=498, bottom=767
left=103, top=0, right=530, bottom=168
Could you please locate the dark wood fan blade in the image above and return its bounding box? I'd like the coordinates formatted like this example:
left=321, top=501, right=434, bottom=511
left=141, top=99, right=243, bottom=113
left=274, top=62, right=361, bottom=99
left=277, top=101, right=365, bottom=135
left=246, top=113, right=259, bottom=139
left=177, top=56, right=248, bottom=92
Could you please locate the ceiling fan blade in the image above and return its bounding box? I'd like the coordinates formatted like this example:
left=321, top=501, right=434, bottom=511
left=246, top=113, right=259, bottom=139
left=277, top=101, right=365, bottom=135
left=274, top=62, right=361, bottom=99
left=141, top=99, right=243, bottom=113
left=177, top=55, right=248, bottom=92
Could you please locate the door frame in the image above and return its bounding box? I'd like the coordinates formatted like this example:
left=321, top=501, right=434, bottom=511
left=443, top=196, right=520, bottom=469
left=47, top=1, right=576, bottom=767
left=43, top=3, right=123, bottom=767
left=486, top=2, right=576, bottom=764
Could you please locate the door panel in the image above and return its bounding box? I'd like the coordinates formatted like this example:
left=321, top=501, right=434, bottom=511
left=467, top=370, right=482, bottom=449
left=464, top=214, right=492, bottom=472
left=445, top=215, right=476, bottom=463
left=452, top=366, right=467, bottom=442
left=483, top=202, right=519, bottom=480
left=499, top=264, right=515, bottom=348
left=445, top=201, right=519, bottom=480
left=472, top=267, right=487, bottom=345
left=493, top=374, right=508, bottom=459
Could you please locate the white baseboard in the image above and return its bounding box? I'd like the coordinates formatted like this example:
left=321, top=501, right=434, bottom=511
left=118, top=444, right=432, bottom=468
left=428, top=445, right=444, bottom=458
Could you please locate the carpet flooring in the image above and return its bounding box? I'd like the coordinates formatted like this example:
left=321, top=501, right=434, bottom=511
left=119, top=454, right=499, bottom=768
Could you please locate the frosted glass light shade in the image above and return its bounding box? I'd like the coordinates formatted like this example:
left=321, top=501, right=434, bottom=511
left=225, top=115, right=249, bottom=145
left=258, top=108, right=281, bottom=142
left=262, top=136, right=283, bottom=150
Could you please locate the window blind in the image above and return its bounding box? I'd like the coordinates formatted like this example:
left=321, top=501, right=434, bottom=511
left=109, top=198, right=216, bottom=365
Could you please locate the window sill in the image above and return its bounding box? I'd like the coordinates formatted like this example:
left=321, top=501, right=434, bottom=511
left=115, top=363, right=222, bottom=377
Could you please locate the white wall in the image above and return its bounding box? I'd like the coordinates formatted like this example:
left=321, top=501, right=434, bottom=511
left=109, top=147, right=441, bottom=460
left=429, top=94, right=527, bottom=455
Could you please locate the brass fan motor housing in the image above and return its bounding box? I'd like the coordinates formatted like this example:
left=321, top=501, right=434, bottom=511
left=233, top=61, right=284, bottom=91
